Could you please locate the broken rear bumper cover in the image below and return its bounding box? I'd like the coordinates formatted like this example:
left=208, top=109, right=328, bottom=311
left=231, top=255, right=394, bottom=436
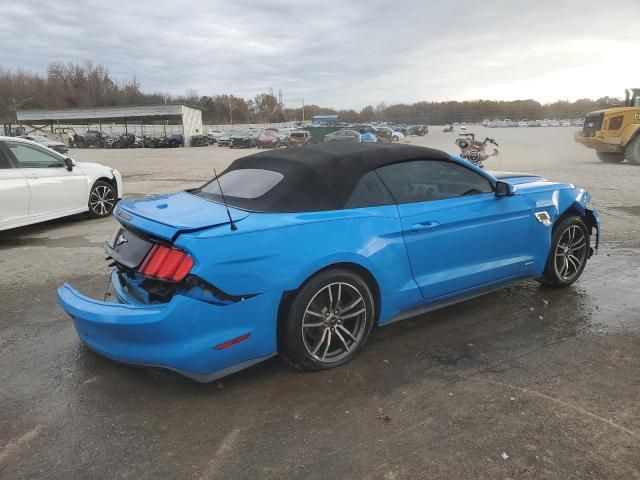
left=56, top=271, right=279, bottom=382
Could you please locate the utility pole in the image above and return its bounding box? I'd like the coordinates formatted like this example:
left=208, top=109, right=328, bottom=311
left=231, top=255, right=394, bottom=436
left=302, top=98, right=305, bottom=123
left=229, top=100, right=233, bottom=125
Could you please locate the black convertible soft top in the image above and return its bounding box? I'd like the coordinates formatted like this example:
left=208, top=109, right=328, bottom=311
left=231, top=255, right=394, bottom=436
left=199, top=143, right=451, bottom=212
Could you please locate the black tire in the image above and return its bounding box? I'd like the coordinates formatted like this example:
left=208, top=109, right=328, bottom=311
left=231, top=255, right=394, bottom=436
left=596, top=152, right=625, bottom=163
left=541, top=216, right=590, bottom=287
left=624, top=135, right=640, bottom=165
left=88, top=180, right=117, bottom=218
left=281, top=268, right=375, bottom=371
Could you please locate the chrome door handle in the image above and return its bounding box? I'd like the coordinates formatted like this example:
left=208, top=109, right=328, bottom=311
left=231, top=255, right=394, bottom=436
left=411, top=221, right=439, bottom=232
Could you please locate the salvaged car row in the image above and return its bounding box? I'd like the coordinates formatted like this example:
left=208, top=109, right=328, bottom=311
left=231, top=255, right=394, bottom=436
left=13, top=122, right=429, bottom=153
left=73, top=131, right=185, bottom=149
left=204, top=124, right=426, bottom=149
left=483, top=118, right=585, bottom=128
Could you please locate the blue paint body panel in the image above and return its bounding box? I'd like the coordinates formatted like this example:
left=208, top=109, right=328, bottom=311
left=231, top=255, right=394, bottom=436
left=57, top=155, right=600, bottom=382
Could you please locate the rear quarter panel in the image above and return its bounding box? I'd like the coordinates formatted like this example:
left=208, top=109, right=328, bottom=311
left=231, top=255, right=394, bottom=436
left=175, top=206, right=423, bottom=323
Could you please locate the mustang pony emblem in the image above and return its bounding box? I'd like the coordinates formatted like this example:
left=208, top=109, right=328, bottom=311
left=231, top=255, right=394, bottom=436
left=115, top=234, right=128, bottom=246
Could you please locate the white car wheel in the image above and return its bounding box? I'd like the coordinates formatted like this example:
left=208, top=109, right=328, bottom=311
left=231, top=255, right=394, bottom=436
left=88, top=181, right=117, bottom=218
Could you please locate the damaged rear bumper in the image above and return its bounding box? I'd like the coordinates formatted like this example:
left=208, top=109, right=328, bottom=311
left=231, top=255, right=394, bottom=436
left=57, top=271, right=279, bottom=382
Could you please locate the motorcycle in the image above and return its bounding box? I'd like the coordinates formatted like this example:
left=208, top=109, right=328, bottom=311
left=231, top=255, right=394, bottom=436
left=454, top=133, right=499, bottom=168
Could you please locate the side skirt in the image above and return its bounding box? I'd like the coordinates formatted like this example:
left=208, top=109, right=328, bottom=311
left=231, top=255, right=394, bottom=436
left=383, top=277, right=529, bottom=326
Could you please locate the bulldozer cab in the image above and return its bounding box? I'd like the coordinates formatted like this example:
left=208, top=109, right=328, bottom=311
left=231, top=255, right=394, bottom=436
left=625, top=88, right=640, bottom=108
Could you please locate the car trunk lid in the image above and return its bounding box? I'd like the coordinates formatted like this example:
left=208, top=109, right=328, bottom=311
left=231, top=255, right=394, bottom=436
left=115, top=191, right=249, bottom=241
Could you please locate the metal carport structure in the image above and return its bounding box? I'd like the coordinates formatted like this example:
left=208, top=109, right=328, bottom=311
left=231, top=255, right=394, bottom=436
left=15, top=104, right=204, bottom=147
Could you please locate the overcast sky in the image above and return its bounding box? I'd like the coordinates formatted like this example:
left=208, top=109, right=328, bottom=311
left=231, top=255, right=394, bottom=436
left=1, top=0, right=639, bottom=109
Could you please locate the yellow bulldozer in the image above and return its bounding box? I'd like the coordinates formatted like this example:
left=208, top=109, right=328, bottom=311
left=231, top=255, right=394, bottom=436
left=574, top=88, right=640, bottom=164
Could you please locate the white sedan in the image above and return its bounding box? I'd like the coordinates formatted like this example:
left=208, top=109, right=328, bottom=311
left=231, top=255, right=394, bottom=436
left=0, top=136, right=123, bottom=231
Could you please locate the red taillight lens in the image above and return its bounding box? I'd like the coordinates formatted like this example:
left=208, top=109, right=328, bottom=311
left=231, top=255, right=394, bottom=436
left=138, top=244, right=194, bottom=282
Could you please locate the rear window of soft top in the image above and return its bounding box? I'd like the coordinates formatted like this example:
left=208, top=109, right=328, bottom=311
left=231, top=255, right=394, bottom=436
left=194, top=168, right=284, bottom=200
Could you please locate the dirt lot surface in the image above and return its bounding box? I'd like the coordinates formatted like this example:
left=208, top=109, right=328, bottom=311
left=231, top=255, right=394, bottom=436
left=1, top=127, right=639, bottom=479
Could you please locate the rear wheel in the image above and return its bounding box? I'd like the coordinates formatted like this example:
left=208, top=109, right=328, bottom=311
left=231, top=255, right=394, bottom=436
left=88, top=181, right=117, bottom=218
left=542, top=216, right=590, bottom=287
left=624, top=135, right=640, bottom=165
left=281, top=269, right=375, bottom=371
left=596, top=152, right=624, bottom=163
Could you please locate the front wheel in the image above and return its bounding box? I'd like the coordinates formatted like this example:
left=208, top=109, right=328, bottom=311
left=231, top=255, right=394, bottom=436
left=88, top=180, right=117, bottom=218
left=281, top=269, right=375, bottom=371
left=596, top=152, right=624, bottom=163
left=541, top=216, right=590, bottom=287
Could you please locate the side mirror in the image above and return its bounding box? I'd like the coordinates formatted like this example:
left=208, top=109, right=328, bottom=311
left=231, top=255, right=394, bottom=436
left=495, top=180, right=516, bottom=197
left=64, top=157, right=76, bottom=171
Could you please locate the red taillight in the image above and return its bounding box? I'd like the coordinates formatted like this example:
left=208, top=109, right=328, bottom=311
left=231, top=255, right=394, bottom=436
left=138, top=244, right=194, bottom=282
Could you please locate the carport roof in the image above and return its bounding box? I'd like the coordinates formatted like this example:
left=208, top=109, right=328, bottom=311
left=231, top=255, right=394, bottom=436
left=16, top=104, right=203, bottom=123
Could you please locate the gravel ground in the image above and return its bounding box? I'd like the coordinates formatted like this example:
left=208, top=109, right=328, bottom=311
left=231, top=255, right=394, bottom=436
left=1, top=126, right=639, bottom=479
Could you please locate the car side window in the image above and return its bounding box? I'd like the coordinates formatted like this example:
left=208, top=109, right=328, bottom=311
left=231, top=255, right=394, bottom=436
left=0, top=148, right=11, bottom=169
left=375, top=160, right=493, bottom=204
left=344, top=170, right=394, bottom=208
left=7, top=143, right=64, bottom=169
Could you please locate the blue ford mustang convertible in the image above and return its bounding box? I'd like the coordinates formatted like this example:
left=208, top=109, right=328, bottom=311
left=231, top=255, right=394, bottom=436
left=58, top=143, right=600, bottom=382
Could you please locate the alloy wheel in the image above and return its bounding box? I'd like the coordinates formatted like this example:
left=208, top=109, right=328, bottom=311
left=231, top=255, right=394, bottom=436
left=301, top=282, right=368, bottom=363
left=89, top=185, right=116, bottom=216
left=553, top=225, right=588, bottom=281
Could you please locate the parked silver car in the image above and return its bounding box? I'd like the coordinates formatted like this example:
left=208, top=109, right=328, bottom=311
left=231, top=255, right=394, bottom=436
left=19, top=135, right=68, bottom=153
left=323, top=129, right=362, bottom=143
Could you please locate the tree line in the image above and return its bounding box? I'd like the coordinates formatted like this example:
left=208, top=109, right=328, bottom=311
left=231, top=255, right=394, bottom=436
left=0, top=61, right=622, bottom=125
